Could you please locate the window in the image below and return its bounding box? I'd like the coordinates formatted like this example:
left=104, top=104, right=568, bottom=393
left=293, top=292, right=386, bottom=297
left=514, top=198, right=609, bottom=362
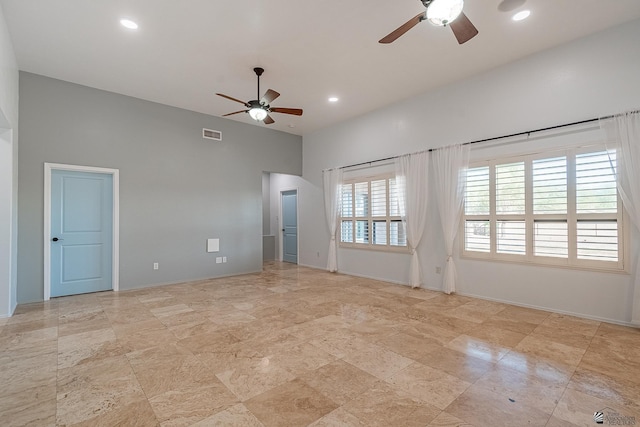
left=340, top=174, right=407, bottom=250
left=463, top=147, right=624, bottom=270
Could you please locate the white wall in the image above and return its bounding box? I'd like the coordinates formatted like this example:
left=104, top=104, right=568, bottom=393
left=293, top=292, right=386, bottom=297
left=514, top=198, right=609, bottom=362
left=301, top=19, right=640, bottom=324
left=0, top=4, right=19, bottom=318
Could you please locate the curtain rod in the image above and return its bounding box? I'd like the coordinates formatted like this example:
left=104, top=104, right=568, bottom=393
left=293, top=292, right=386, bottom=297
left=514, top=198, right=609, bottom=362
left=332, top=114, right=619, bottom=171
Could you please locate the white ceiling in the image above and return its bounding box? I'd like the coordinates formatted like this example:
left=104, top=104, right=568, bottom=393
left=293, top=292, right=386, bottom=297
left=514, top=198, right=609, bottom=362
left=2, top=0, right=640, bottom=136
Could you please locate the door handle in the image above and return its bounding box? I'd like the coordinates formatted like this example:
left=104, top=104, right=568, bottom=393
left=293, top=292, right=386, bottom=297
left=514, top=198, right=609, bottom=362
left=52, top=237, right=63, bottom=242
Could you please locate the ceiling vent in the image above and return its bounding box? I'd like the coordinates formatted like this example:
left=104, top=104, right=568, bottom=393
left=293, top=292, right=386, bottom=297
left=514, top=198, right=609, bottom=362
left=202, top=128, right=222, bottom=141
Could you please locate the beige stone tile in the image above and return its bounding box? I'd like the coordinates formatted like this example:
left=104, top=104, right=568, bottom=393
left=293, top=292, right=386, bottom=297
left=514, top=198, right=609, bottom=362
left=0, top=383, right=56, bottom=427
left=341, top=381, right=441, bottom=427
left=244, top=378, right=339, bottom=427
left=148, top=383, right=238, bottom=427
left=191, top=403, right=264, bottom=426
left=568, top=367, right=640, bottom=412
left=446, top=334, right=511, bottom=362
left=466, top=323, right=527, bottom=348
left=299, top=359, right=379, bottom=406
left=150, top=303, right=194, bottom=318
left=446, top=384, right=552, bottom=427
left=58, top=308, right=111, bottom=337
left=530, top=325, right=594, bottom=350
left=265, top=342, right=336, bottom=376
left=375, top=331, right=442, bottom=361
left=56, top=355, right=148, bottom=426
left=114, top=321, right=178, bottom=353
left=0, top=326, right=58, bottom=351
left=341, top=338, right=415, bottom=380
left=127, top=344, right=221, bottom=399
left=0, top=348, right=57, bottom=397
left=480, top=315, right=539, bottom=335
left=419, top=346, right=495, bottom=383
left=473, top=364, right=568, bottom=413
left=540, top=313, right=600, bottom=337
left=497, top=351, right=576, bottom=385
left=401, top=320, right=461, bottom=346
left=428, top=412, right=475, bottom=426
left=545, top=416, right=580, bottom=427
left=386, top=362, right=471, bottom=410
left=514, top=335, right=586, bottom=367
left=308, top=407, right=367, bottom=426
left=494, top=305, right=551, bottom=325
left=216, top=355, right=297, bottom=401
left=0, top=317, right=59, bottom=335
left=552, top=388, right=640, bottom=427
left=58, top=327, right=124, bottom=369
left=67, top=399, right=159, bottom=427
left=103, top=305, right=157, bottom=325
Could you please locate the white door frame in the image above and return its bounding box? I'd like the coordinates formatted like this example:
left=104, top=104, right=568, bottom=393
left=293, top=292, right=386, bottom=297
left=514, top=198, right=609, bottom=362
left=279, top=188, right=298, bottom=262
left=44, top=163, right=120, bottom=300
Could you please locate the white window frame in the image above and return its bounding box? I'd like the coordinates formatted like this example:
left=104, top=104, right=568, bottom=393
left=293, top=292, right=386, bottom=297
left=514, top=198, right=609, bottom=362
left=339, top=173, right=408, bottom=252
left=461, top=145, right=627, bottom=272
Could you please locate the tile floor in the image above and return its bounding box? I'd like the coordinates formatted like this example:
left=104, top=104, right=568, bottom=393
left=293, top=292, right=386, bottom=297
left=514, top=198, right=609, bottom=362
left=1, top=261, right=639, bottom=426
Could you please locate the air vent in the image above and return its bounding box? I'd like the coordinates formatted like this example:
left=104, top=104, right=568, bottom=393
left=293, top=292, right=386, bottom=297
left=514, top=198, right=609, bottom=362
left=202, top=128, right=222, bottom=141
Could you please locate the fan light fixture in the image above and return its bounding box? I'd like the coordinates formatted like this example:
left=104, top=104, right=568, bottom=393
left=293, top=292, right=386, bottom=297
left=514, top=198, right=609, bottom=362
left=249, top=107, right=268, bottom=121
left=426, top=0, right=464, bottom=26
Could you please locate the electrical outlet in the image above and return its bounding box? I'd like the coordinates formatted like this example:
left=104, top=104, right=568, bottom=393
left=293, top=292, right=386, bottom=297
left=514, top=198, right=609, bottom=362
left=222, top=256, right=227, bottom=263
left=153, top=262, right=159, bottom=270
left=435, top=266, right=441, bottom=274
left=216, top=257, right=222, bottom=264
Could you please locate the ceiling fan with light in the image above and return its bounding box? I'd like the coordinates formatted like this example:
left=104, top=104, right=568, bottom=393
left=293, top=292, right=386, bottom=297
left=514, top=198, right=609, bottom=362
left=379, top=0, right=478, bottom=45
left=216, top=67, right=303, bottom=125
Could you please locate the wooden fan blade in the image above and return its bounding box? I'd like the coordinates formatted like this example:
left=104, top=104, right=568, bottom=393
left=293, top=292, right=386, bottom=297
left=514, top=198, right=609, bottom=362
left=222, top=110, right=247, bottom=117
left=449, top=12, right=478, bottom=44
left=216, top=93, right=248, bottom=106
left=261, top=89, right=280, bottom=105
left=263, top=115, right=275, bottom=125
left=271, top=107, right=303, bottom=116
left=379, top=12, right=425, bottom=44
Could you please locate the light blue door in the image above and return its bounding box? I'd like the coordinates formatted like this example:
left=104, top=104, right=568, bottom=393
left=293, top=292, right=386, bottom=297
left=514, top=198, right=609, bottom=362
left=51, top=170, right=113, bottom=297
left=282, top=190, right=297, bottom=264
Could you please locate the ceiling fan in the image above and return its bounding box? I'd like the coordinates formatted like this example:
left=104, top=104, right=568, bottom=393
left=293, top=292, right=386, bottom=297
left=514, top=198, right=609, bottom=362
left=379, top=0, right=478, bottom=45
left=216, top=67, right=303, bottom=125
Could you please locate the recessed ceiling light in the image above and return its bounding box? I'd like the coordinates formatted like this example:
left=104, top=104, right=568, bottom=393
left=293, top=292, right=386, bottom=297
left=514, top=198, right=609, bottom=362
left=328, top=97, right=339, bottom=103
left=120, top=19, right=139, bottom=30
left=512, top=10, right=530, bottom=21
left=288, top=124, right=296, bottom=128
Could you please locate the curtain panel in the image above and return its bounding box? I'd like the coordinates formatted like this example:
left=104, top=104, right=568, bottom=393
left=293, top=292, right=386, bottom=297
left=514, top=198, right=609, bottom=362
left=603, top=111, right=640, bottom=324
left=323, top=168, right=343, bottom=272
left=432, top=144, right=470, bottom=294
left=395, top=152, right=430, bottom=287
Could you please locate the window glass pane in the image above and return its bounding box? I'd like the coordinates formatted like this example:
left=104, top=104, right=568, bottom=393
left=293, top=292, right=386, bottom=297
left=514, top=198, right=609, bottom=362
left=576, top=150, right=617, bottom=214
left=341, top=184, right=353, bottom=217
left=496, top=162, right=525, bottom=214
left=371, top=180, right=387, bottom=217
left=465, top=166, right=489, bottom=215
left=389, top=178, right=401, bottom=217
left=372, top=220, right=387, bottom=245
left=534, top=221, right=568, bottom=258
left=465, top=220, right=490, bottom=252
left=497, top=220, right=526, bottom=255
left=340, top=220, right=353, bottom=243
left=355, top=182, right=369, bottom=217
left=390, top=220, right=406, bottom=247
left=533, top=156, right=567, bottom=214
left=577, top=220, right=618, bottom=262
left=355, top=220, right=369, bottom=244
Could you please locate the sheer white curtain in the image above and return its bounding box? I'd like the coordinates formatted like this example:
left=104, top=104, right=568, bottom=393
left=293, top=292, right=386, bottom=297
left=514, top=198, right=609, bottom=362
left=432, top=144, right=470, bottom=294
left=323, top=168, right=343, bottom=272
left=603, top=111, right=640, bottom=324
left=395, top=152, right=430, bottom=287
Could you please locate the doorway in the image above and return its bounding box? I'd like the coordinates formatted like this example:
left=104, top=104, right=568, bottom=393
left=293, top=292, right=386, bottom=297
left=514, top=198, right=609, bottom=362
left=281, top=190, right=298, bottom=264
left=44, top=164, right=119, bottom=299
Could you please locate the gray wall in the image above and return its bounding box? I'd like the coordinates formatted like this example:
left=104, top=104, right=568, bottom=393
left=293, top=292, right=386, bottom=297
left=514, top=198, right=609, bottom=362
left=0, top=4, right=19, bottom=317
left=18, top=72, right=302, bottom=303
left=301, top=19, right=640, bottom=325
